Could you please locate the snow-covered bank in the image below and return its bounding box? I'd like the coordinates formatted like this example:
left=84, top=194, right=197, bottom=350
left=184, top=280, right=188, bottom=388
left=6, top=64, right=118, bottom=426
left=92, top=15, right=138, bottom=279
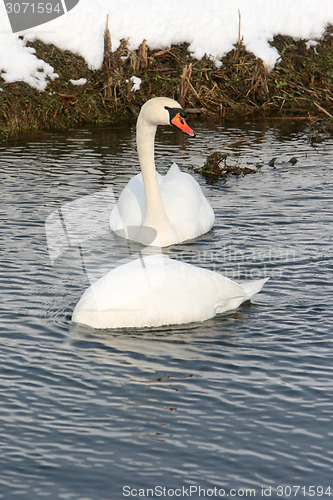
left=1, top=0, right=333, bottom=90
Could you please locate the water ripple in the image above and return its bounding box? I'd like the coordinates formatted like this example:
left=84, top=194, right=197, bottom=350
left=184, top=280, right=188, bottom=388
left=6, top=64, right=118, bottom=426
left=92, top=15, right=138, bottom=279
left=1, top=121, right=333, bottom=499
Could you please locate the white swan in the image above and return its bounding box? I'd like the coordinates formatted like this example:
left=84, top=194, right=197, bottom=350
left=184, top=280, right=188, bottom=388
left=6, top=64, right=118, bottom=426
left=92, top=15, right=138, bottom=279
left=109, top=97, right=214, bottom=247
left=72, top=254, right=268, bottom=329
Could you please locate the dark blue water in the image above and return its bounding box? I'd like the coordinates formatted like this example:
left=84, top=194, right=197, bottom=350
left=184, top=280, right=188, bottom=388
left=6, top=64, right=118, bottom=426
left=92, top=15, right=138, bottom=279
left=1, top=119, right=333, bottom=500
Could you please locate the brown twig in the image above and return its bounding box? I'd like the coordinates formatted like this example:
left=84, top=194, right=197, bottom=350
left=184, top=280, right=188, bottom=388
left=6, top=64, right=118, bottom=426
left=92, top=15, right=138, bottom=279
left=56, top=93, right=76, bottom=100
left=238, top=9, right=242, bottom=46
left=185, top=108, right=208, bottom=114
left=102, top=15, right=112, bottom=69
left=313, top=101, right=333, bottom=119
left=264, top=115, right=316, bottom=120
left=178, top=63, right=192, bottom=108
left=221, top=138, right=249, bottom=148
left=152, top=48, right=173, bottom=57
left=137, top=39, right=148, bottom=71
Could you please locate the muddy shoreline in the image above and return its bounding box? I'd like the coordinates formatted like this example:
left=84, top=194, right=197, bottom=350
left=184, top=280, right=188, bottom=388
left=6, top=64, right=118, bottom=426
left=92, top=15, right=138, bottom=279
left=1, top=25, right=333, bottom=138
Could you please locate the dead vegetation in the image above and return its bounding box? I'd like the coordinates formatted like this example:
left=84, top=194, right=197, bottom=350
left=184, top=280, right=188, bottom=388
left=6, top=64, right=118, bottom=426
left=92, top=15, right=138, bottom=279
left=199, top=152, right=257, bottom=179
left=1, top=23, right=333, bottom=137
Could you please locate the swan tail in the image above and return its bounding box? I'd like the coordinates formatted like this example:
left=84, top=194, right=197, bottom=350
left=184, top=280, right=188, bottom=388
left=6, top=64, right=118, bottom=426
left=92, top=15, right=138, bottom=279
left=215, top=277, right=269, bottom=314
left=168, top=162, right=180, bottom=173
left=241, top=277, right=269, bottom=299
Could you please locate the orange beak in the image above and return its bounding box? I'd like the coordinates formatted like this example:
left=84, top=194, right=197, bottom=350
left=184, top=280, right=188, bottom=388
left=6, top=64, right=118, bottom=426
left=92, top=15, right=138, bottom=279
left=171, top=112, right=196, bottom=137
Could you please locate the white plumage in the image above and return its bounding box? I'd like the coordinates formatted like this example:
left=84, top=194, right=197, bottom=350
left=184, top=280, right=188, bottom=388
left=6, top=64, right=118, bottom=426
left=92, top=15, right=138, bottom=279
left=72, top=255, right=268, bottom=329
left=109, top=97, right=214, bottom=247
left=72, top=98, right=268, bottom=329
left=110, top=162, right=214, bottom=245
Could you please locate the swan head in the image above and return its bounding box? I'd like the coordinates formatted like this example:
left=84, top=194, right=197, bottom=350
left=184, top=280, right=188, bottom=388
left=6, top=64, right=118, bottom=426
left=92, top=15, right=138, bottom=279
left=138, top=97, right=196, bottom=137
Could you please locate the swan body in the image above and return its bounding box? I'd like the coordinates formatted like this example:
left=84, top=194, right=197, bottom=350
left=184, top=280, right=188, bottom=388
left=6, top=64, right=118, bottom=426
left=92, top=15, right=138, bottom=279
left=72, top=255, right=268, bottom=329
left=110, top=162, right=214, bottom=246
left=109, top=97, right=214, bottom=247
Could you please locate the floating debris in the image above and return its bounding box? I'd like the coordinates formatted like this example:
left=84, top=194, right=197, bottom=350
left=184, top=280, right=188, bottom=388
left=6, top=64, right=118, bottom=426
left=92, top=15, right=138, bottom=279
left=199, top=152, right=257, bottom=178
left=306, top=117, right=333, bottom=144
left=268, top=156, right=298, bottom=168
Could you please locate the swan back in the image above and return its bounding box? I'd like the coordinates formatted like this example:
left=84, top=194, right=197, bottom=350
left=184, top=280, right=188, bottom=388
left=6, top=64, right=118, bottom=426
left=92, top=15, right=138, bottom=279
left=72, top=255, right=268, bottom=329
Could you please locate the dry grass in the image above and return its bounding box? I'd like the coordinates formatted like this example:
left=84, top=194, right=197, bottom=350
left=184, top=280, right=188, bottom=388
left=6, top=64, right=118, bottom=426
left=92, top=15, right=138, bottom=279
left=1, top=24, right=333, bottom=137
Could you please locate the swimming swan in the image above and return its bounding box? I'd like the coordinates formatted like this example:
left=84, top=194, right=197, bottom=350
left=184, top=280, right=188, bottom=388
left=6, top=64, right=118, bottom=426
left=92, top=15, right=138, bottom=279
left=72, top=254, right=268, bottom=329
left=109, top=97, right=214, bottom=247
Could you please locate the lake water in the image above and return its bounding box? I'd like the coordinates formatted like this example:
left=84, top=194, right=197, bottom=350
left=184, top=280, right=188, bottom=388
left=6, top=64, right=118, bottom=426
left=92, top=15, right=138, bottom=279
left=1, top=118, right=333, bottom=500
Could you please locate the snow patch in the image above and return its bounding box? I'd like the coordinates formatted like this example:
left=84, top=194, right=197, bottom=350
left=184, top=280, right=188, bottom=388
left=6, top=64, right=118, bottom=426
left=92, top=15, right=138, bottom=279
left=130, top=76, right=142, bottom=92
left=1, top=0, right=333, bottom=90
left=70, top=78, right=87, bottom=85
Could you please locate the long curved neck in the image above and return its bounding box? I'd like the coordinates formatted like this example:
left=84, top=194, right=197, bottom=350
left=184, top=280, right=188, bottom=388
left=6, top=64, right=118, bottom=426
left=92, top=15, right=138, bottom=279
left=136, top=115, right=170, bottom=228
